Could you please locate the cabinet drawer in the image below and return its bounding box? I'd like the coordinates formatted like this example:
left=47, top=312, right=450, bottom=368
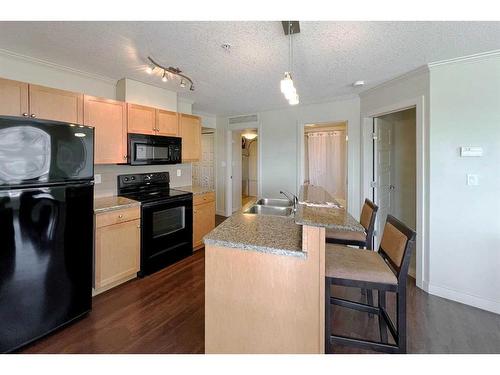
left=96, top=207, right=140, bottom=228
left=193, top=192, right=215, bottom=206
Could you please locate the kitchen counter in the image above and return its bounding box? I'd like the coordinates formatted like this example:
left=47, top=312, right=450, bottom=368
left=204, top=213, right=304, bottom=258
left=295, top=185, right=365, bottom=232
left=94, top=196, right=141, bottom=214
left=176, top=185, right=214, bottom=195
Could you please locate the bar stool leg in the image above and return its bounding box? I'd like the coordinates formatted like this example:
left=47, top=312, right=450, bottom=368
left=325, top=278, right=332, bottom=354
left=397, top=285, right=407, bottom=353
left=378, top=290, right=388, bottom=343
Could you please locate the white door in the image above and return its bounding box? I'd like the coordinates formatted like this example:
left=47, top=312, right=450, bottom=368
left=374, top=118, right=393, bottom=248
left=231, top=131, right=242, bottom=213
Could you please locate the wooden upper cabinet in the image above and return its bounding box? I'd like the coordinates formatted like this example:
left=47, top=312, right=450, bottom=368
left=84, top=95, right=127, bottom=164
left=0, top=77, right=29, bottom=117
left=29, top=84, right=83, bottom=124
left=180, top=114, right=201, bottom=162
left=156, top=109, right=179, bottom=136
left=127, top=103, right=155, bottom=135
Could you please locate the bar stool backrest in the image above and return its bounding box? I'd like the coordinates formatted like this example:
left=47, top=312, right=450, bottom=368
left=360, top=199, right=378, bottom=250
left=378, top=215, right=416, bottom=282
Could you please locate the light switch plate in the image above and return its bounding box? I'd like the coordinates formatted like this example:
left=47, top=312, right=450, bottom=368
left=466, top=174, right=479, bottom=186
left=176, top=169, right=182, bottom=177
left=94, top=174, right=102, bottom=184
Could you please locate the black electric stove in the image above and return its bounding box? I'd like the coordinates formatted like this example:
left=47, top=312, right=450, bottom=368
left=117, top=172, right=193, bottom=276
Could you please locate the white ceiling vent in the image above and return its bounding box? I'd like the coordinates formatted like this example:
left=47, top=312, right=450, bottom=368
left=228, top=114, right=258, bottom=125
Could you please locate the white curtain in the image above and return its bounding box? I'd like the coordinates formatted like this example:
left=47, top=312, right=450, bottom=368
left=307, top=131, right=346, bottom=200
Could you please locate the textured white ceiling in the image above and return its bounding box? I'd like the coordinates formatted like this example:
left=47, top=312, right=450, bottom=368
left=0, top=21, right=499, bottom=115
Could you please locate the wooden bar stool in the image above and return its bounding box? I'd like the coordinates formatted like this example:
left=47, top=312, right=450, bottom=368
left=326, top=198, right=378, bottom=250
left=325, top=215, right=416, bottom=354
left=326, top=199, right=378, bottom=306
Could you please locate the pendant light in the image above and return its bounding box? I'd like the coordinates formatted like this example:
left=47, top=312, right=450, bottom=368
left=280, top=21, right=299, bottom=105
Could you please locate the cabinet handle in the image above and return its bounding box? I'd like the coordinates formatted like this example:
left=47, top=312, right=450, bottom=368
left=30, top=114, right=36, bottom=118
left=123, top=155, right=127, bottom=160
left=137, top=225, right=141, bottom=228
left=22, top=113, right=29, bottom=117
left=118, top=214, right=123, bottom=218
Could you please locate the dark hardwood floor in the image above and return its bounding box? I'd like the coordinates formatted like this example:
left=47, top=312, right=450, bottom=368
left=20, top=236, right=500, bottom=353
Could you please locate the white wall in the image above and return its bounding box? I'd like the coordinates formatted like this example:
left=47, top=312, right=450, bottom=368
left=427, top=55, right=500, bottom=314
left=0, top=49, right=116, bottom=99
left=216, top=96, right=362, bottom=218
left=193, top=110, right=217, bottom=129
left=116, top=78, right=177, bottom=111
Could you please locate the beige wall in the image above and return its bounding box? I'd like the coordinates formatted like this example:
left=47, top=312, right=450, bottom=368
left=94, top=164, right=193, bottom=198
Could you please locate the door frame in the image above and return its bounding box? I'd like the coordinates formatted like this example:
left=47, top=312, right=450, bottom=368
left=361, top=96, right=428, bottom=292
left=225, top=123, right=262, bottom=216
left=297, top=120, right=350, bottom=212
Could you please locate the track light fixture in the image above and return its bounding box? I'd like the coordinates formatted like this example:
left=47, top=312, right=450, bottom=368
left=146, top=56, right=195, bottom=91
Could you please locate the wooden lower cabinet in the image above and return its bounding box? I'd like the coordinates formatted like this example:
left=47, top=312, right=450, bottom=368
left=193, top=193, right=215, bottom=249
left=94, top=208, right=141, bottom=295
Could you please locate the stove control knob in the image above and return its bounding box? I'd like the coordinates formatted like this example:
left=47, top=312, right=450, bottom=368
left=130, top=176, right=135, bottom=181
left=124, top=177, right=129, bottom=182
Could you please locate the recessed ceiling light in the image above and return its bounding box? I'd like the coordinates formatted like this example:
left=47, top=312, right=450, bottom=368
left=221, top=43, right=232, bottom=52
left=353, top=80, right=365, bottom=87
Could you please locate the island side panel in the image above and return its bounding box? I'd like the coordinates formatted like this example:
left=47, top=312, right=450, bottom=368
left=302, top=225, right=326, bottom=354
left=205, top=235, right=324, bottom=353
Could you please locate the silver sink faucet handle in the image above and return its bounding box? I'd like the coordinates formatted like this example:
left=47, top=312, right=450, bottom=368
left=280, top=190, right=298, bottom=211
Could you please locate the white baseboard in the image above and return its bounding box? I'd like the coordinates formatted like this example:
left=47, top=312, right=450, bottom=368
left=428, top=283, right=500, bottom=315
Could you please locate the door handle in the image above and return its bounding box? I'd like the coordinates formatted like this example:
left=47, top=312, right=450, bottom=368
left=30, top=114, right=36, bottom=118
left=389, top=185, right=395, bottom=190
left=22, top=113, right=29, bottom=117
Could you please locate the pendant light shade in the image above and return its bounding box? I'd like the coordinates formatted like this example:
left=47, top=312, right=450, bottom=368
left=280, top=22, right=300, bottom=106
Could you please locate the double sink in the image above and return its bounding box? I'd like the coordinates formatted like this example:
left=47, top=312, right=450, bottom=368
left=244, top=198, right=294, bottom=217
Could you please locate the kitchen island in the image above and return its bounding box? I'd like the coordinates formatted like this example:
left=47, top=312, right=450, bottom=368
left=204, top=185, right=364, bottom=354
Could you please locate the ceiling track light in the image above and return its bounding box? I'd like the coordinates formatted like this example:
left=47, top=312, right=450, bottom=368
left=146, top=56, right=195, bottom=91
left=280, top=21, right=300, bottom=106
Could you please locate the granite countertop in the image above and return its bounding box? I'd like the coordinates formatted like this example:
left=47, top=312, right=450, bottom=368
left=294, top=185, right=365, bottom=232
left=204, top=213, right=304, bottom=258
left=94, top=196, right=141, bottom=214
left=176, top=185, right=215, bottom=195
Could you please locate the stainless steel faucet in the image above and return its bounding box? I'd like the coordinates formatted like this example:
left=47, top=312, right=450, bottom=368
left=280, top=190, right=298, bottom=212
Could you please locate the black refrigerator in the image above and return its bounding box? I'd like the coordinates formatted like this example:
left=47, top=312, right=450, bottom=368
left=0, top=116, right=94, bottom=353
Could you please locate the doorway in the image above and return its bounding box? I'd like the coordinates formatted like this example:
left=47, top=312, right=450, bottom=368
left=241, top=130, right=258, bottom=209
left=303, top=122, right=348, bottom=206
left=192, top=128, right=215, bottom=190
left=373, top=108, right=417, bottom=277
left=229, top=128, right=259, bottom=214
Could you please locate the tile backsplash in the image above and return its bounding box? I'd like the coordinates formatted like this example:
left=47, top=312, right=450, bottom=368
left=94, top=163, right=192, bottom=198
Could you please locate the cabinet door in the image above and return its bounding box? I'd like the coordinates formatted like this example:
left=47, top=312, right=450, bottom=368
left=84, top=95, right=127, bottom=164
left=29, top=84, right=83, bottom=124
left=0, top=77, right=29, bottom=117
left=156, top=109, right=179, bottom=136
left=193, top=201, right=215, bottom=249
left=180, top=114, right=201, bottom=162
left=127, top=103, right=155, bottom=135
left=95, top=218, right=140, bottom=290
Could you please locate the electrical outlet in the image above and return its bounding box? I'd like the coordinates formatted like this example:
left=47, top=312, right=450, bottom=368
left=466, top=174, right=479, bottom=186
left=94, top=174, right=102, bottom=184
left=176, top=169, right=182, bottom=177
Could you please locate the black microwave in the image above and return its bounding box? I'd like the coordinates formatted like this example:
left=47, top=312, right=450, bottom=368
left=128, top=134, right=182, bottom=165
